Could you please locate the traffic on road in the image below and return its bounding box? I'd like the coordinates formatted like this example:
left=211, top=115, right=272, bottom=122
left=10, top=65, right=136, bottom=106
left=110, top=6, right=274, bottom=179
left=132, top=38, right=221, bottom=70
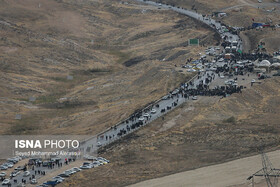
left=1, top=0, right=278, bottom=186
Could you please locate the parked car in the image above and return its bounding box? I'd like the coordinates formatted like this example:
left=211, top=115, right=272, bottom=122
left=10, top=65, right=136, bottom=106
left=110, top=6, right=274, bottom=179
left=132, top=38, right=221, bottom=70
left=71, top=167, right=81, bottom=172
left=16, top=183, right=25, bottom=187
left=161, top=95, right=170, bottom=100
left=57, top=173, right=70, bottom=178
left=53, top=176, right=65, bottom=182
left=0, top=172, right=6, bottom=177
left=80, top=165, right=91, bottom=169
left=15, top=166, right=25, bottom=171
left=0, top=166, right=8, bottom=170
left=138, top=117, right=145, bottom=121
left=97, top=157, right=110, bottom=163
left=143, top=113, right=150, bottom=118
left=2, top=179, right=10, bottom=185
left=43, top=180, right=59, bottom=186
left=10, top=171, right=21, bottom=177
left=92, top=161, right=102, bottom=167
left=64, top=169, right=75, bottom=175
left=50, top=157, right=61, bottom=162
left=31, top=179, right=38, bottom=184
left=36, top=184, right=48, bottom=187
left=23, top=171, right=30, bottom=177
left=87, top=156, right=96, bottom=161
left=42, top=161, right=49, bottom=167
left=7, top=158, right=17, bottom=164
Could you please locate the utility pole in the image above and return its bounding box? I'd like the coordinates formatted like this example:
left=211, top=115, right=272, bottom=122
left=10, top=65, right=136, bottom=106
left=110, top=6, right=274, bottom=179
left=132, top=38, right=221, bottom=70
left=247, top=151, right=280, bottom=187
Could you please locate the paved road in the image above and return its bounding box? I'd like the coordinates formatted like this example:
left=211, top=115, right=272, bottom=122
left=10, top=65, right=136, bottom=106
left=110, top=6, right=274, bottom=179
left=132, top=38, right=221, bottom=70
left=0, top=156, right=81, bottom=187
left=97, top=72, right=210, bottom=146
left=0, top=1, right=264, bottom=186
left=96, top=0, right=244, bottom=148
left=135, top=0, right=242, bottom=50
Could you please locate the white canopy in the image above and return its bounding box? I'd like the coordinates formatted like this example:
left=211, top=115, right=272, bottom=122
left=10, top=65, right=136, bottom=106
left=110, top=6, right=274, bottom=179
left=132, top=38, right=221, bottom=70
left=258, top=60, right=271, bottom=67
left=272, top=63, right=280, bottom=67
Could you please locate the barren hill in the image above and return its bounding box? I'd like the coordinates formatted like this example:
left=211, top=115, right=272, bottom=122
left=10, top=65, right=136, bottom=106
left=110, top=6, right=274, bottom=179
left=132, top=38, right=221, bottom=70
left=0, top=0, right=217, bottom=135
left=160, top=0, right=280, bottom=53
left=59, top=77, right=280, bottom=186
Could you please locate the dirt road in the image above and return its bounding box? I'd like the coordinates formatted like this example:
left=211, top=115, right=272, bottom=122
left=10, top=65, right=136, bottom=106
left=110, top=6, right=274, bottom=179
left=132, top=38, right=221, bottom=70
left=128, top=150, right=280, bottom=187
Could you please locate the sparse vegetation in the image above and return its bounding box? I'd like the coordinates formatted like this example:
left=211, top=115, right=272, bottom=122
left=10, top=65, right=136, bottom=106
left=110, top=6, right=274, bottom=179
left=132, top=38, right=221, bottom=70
left=223, top=116, right=236, bottom=124
left=0, top=0, right=215, bottom=135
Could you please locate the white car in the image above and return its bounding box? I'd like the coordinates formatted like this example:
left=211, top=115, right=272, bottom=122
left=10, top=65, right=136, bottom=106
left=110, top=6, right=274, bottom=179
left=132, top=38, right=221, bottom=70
left=80, top=165, right=91, bottom=169
left=225, top=79, right=234, bottom=85
left=138, top=117, right=145, bottom=121
left=10, top=171, right=21, bottom=177
left=187, top=68, right=196, bottom=72
left=0, top=166, right=8, bottom=170
left=97, top=157, right=110, bottom=163
left=251, top=79, right=256, bottom=83
left=53, top=176, right=65, bottom=181
left=64, top=169, right=75, bottom=175
left=87, top=156, right=96, bottom=161
left=151, top=109, right=156, bottom=114
left=143, top=113, right=150, bottom=118
left=92, top=161, right=102, bottom=167
left=14, top=156, right=22, bottom=161
left=218, top=58, right=224, bottom=62
left=30, top=179, right=37, bottom=184
left=172, top=89, right=179, bottom=95
left=220, top=75, right=225, bottom=79
left=0, top=172, right=6, bottom=177
left=23, top=171, right=30, bottom=177
left=192, top=96, right=198, bottom=100
left=2, top=179, right=10, bottom=185
left=72, top=167, right=81, bottom=172
left=6, top=163, right=13, bottom=168
left=162, top=95, right=169, bottom=100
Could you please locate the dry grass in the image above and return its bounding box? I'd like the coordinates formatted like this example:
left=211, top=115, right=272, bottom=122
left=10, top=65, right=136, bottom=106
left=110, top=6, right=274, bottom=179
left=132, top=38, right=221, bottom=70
left=0, top=0, right=216, bottom=135
left=59, top=77, right=280, bottom=187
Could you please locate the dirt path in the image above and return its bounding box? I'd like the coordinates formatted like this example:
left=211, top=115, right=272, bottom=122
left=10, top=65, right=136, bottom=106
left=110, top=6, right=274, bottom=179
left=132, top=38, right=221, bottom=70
left=128, top=150, right=280, bottom=187
left=239, top=32, right=252, bottom=53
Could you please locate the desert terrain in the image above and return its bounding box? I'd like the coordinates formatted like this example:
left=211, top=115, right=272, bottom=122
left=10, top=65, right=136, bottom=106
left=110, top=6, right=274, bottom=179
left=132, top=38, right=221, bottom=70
left=59, top=77, right=280, bottom=186
left=160, top=0, right=280, bottom=53
left=0, top=0, right=280, bottom=187
left=0, top=0, right=217, bottom=135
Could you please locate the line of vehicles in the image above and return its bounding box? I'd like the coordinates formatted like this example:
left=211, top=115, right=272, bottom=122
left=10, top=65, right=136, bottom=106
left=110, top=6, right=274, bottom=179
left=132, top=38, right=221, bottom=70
left=36, top=156, right=109, bottom=187
left=0, top=156, right=29, bottom=186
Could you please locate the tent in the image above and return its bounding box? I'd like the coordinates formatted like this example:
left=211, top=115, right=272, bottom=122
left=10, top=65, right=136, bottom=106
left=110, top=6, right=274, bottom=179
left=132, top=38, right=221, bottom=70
left=274, top=56, right=280, bottom=61
left=258, top=60, right=271, bottom=67
left=272, top=63, right=280, bottom=67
